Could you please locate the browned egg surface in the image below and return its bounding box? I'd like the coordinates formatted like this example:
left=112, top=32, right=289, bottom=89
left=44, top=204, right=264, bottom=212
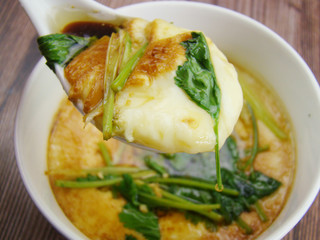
left=125, top=32, right=190, bottom=88
left=65, top=36, right=109, bottom=113
left=47, top=65, right=295, bottom=239
left=64, top=30, right=191, bottom=113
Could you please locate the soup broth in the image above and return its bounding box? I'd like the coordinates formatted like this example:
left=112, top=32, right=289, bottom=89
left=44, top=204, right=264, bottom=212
left=47, top=66, right=295, bottom=240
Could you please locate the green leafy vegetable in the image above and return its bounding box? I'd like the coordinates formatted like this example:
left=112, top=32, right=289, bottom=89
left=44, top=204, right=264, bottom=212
left=102, top=32, right=120, bottom=140
left=145, top=177, right=239, bottom=197
left=125, top=235, right=137, bottom=240
left=185, top=212, right=217, bottom=232
left=53, top=106, right=282, bottom=236
left=144, top=155, right=168, bottom=177
left=116, top=174, right=140, bottom=206
left=102, top=31, right=147, bottom=139
left=167, top=185, right=214, bottom=204
left=98, top=142, right=113, bottom=166
left=119, top=204, right=160, bottom=240
left=75, top=174, right=115, bottom=182
left=238, top=71, right=287, bottom=139
left=118, top=30, right=132, bottom=71
left=55, top=170, right=156, bottom=188
left=47, top=166, right=140, bottom=177
left=138, top=192, right=220, bottom=212
left=111, top=42, right=148, bottom=92
left=55, top=175, right=121, bottom=188
left=175, top=32, right=220, bottom=119
left=175, top=32, right=222, bottom=190
left=209, top=168, right=281, bottom=223
left=222, top=169, right=281, bottom=199
left=37, top=34, right=97, bottom=71
left=159, top=189, right=223, bottom=222
left=238, top=103, right=259, bottom=172
left=236, top=217, right=253, bottom=234
left=254, top=201, right=268, bottom=222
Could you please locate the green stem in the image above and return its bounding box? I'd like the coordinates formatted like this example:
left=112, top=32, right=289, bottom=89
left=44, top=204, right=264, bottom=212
left=84, top=31, right=130, bottom=126
left=130, top=170, right=157, bottom=179
left=160, top=189, right=187, bottom=202
left=56, top=177, right=122, bottom=188
left=102, top=32, right=121, bottom=140
left=254, top=201, right=268, bottom=222
left=239, top=77, right=287, bottom=139
left=144, top=156, right=167, bottom=176
left=55, top=170, right=155, bottom=188
left=196, top=210, right=224, bottom=223
left=102, top=90, right=114, bottom=140
left=160, top=189, right=223, bottom=222
left=236, top=216, right=253, bottom=234
left=46, top=166, right=140, bottom=177
left=111, top=42, right=148, bottom=92
left=118, top=30, right=132, bottom=71
left=98, top=142, right=113, bottom=166
left=160, top=190, right=220, bottom=210
left=145, top=177, right=239, bottom=196
left=244, top=145, right=269, bottom=156
left=138, top=192, right=220, bottom=212
left=221, top=187, right=240, bottom=196
left=240, top=103, right=259, bottom=171
left=214, top=122, right=223, bottom=192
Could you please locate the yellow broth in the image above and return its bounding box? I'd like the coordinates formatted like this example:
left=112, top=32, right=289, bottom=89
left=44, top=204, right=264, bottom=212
left=47, top=67, right=295, bottom=240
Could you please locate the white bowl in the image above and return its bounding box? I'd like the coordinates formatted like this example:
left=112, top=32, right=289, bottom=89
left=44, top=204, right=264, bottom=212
left=15, top=1, right=320, bottom=240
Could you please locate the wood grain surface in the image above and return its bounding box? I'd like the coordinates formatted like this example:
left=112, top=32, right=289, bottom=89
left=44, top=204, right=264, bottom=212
left=0, top=0, right=319, bottom=239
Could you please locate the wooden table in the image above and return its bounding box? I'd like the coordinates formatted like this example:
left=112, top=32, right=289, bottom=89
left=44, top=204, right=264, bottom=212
left=1, top=0, right=319, bottom=239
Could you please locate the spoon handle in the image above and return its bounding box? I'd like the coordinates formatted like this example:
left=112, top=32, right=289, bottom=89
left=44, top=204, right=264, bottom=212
left=19, top=0, right=129, bottom=35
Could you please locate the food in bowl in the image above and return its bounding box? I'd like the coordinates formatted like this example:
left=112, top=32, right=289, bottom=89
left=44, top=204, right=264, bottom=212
left=35, top=8, right=296, bottom=240
left=39, top=18, right=243, bottom=155
left=46, top=54, right=295, bottom=239
left=38, top=18, right=245, bottom=191
left=16, top=1, right=320, bottom=240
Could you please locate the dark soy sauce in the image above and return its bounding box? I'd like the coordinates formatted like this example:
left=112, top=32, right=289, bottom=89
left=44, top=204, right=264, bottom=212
left=62, top=21, right=117, bottom=38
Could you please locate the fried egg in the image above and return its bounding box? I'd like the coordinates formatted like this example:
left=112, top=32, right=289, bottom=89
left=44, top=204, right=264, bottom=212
left=65, top=18, right=243, bottom=153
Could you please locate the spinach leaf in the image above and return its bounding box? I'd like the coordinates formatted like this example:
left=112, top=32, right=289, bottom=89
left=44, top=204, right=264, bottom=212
left=115, top=174, right=155, bottom=207
left=119, top=204, right=160, bottom=240
left=175, top=31, right=222, bottom=189
left=210, top=168, right=281, bottom=223
left=37, top=34, right=97, bottom=71
left=115, top=174, right=139, bottom=206
left=185, top=211, right=217, bottom=232
left=248, top=171, right=281, bottom=198
left=211, top=192, right=246, bottom=224
left=175, top=32, right=221, bottom=120
left=125, top=235, right=137, bottom=240
left=221, top=169, right=281, bottom=200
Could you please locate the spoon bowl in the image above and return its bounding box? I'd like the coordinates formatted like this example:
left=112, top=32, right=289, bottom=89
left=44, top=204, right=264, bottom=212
left=19, top=0, right=163, bottom=152
left=19, top=0, right=131, bottom=35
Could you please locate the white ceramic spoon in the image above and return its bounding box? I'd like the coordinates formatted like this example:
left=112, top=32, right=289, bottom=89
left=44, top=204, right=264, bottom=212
left=19, top=0, right=160, bottom=152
